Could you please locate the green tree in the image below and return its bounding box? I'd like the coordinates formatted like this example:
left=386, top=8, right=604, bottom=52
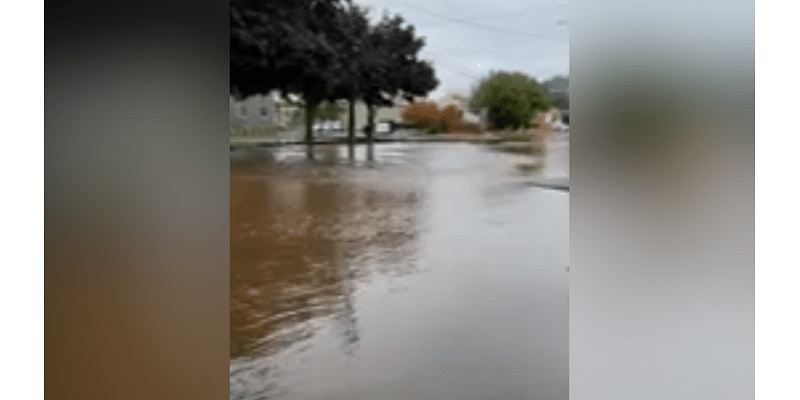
left=230, top=0, right=348, bottom=154
left=317, top=101, right=345, bottom=121
left=326, top=3, right=372, bottom=149
left=361, top=14, right=438, bottom=143
left=230, top=1, right=437, bottom=154
left=470, top=71, right=554, bottom=130
left=326, top=10, right=437, bottom=150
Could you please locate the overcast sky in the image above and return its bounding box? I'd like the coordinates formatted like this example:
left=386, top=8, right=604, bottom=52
left=355, top=0, right=569, bottom=99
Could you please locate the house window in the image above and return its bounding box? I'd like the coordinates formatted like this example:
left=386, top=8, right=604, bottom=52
left=260, top=106, right=268, bottom=116
left=240, top=105, right=247, bottom=115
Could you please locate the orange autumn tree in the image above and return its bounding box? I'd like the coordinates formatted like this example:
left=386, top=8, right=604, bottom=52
left=402, top=102, right=467, bottom=133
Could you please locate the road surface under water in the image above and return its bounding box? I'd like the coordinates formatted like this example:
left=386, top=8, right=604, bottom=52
left=230, top=142, right=568, bottom=400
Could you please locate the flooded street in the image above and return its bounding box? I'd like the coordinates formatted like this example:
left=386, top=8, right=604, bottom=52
left=231, top=142, right=569, bottom=400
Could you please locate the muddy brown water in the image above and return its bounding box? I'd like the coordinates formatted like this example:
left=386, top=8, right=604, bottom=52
left=231, top=142, right=568, bottom=400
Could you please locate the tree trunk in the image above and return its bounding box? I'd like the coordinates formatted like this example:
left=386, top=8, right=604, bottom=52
left=348, top=95, right=356, bottom=159
left=305, top=101, right=318, bottom=159
left=366, top=104, right=375, bottom=161
left=366, top=104, right=376, bottom=143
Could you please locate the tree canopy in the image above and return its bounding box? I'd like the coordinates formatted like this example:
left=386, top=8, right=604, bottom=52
left=230, top=0, right=438, bottom=145
left=469, top=71, right=554, bottom=130
left=231, top=0, right=348, bottom=103
left=362, top=14, right=438, bottom=106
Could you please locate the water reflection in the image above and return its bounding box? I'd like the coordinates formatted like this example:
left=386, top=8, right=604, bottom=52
left=231, top=149, right=425, bottom=360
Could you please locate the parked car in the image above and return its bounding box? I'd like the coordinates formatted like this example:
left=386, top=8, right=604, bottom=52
left=376, top=122, right=391, bottom=134
left=314, top=120, right=344, bottom=133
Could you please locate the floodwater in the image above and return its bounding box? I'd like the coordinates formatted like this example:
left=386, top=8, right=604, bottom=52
left=230, top=141, right=569, bottom=400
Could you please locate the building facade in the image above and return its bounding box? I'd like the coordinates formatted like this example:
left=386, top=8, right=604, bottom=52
left=542, top=76, right=569, bottom=123
left=230, top=90, right=412, bottom=134
left=230, top=91, right=301, bottom=130
left=434, top=93, right=486, bottom=129
left=320, top=97, right=410, bottom=134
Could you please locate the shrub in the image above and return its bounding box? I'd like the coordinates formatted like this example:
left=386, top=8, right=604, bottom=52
left=402, top=102, right=470, bottom=133
left=470, top=71, right=554, bottom=130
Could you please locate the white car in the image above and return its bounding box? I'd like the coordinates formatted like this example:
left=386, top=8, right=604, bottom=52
left=314, top=120, right=340, bottom=133
left=376, top=122, right=391, bottom=133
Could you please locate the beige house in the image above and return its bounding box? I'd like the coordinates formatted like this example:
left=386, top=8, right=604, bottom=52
left=229, top=91, right=302, bottom=131
left=433, top=93, right=485, bottom=128
left=531, top=108, right=563, bottom=130
left=329, top=97, right=411, bottom=133
left=514, top=108, right=566, bottom=142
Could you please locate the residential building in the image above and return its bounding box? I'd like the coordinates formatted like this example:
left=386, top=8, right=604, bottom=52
left=231, top=90, right=418, bottom=134
left=230, top=91, right=302, bottom=130
left=542, top=76, right=569, bottom=122
left=332, top=96, right=412, bottom=134
left=433, top=93, right=485, bottom=128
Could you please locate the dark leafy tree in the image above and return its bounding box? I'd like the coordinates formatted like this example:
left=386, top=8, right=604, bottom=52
left=469, top=71, right=554, bottom=130
left=230, top=1, right=437, bottom=154
left=321, top=9, right=437, bottom=150
left=326, top=4, right=372, bottom=148
left=230, top=0, right=349, bottom=151
left=359, top=14, right=438, bottom=144
left=316, top=101, right=345, bottom=121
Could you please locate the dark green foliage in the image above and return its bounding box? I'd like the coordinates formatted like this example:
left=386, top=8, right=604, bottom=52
left=325, top=9, right=439, bottom=142
left=470, top=71, right=554, bottom=130
left=230, top=0, right=351, bottom=148
left=230, top=1, right=438, bottom=147
left=317, top=101, right=345, bottom=121
left=366, top=14, right=438, bottom=105
left=231, top=1, right=347, bottom=100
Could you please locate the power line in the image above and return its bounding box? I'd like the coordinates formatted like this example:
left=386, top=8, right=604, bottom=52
left=446, top=68, right=482, bottom=80
left=421, top=48, right=487, bottom=78
left=397, top=1, right=569, bottom=42
left=422, top=55, right=483, bottom=81
left=425, top=57, right=482, bottom=79
left=425, top=44, right=566, bottom=59
left=437, top=0, right=568, bottom=20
